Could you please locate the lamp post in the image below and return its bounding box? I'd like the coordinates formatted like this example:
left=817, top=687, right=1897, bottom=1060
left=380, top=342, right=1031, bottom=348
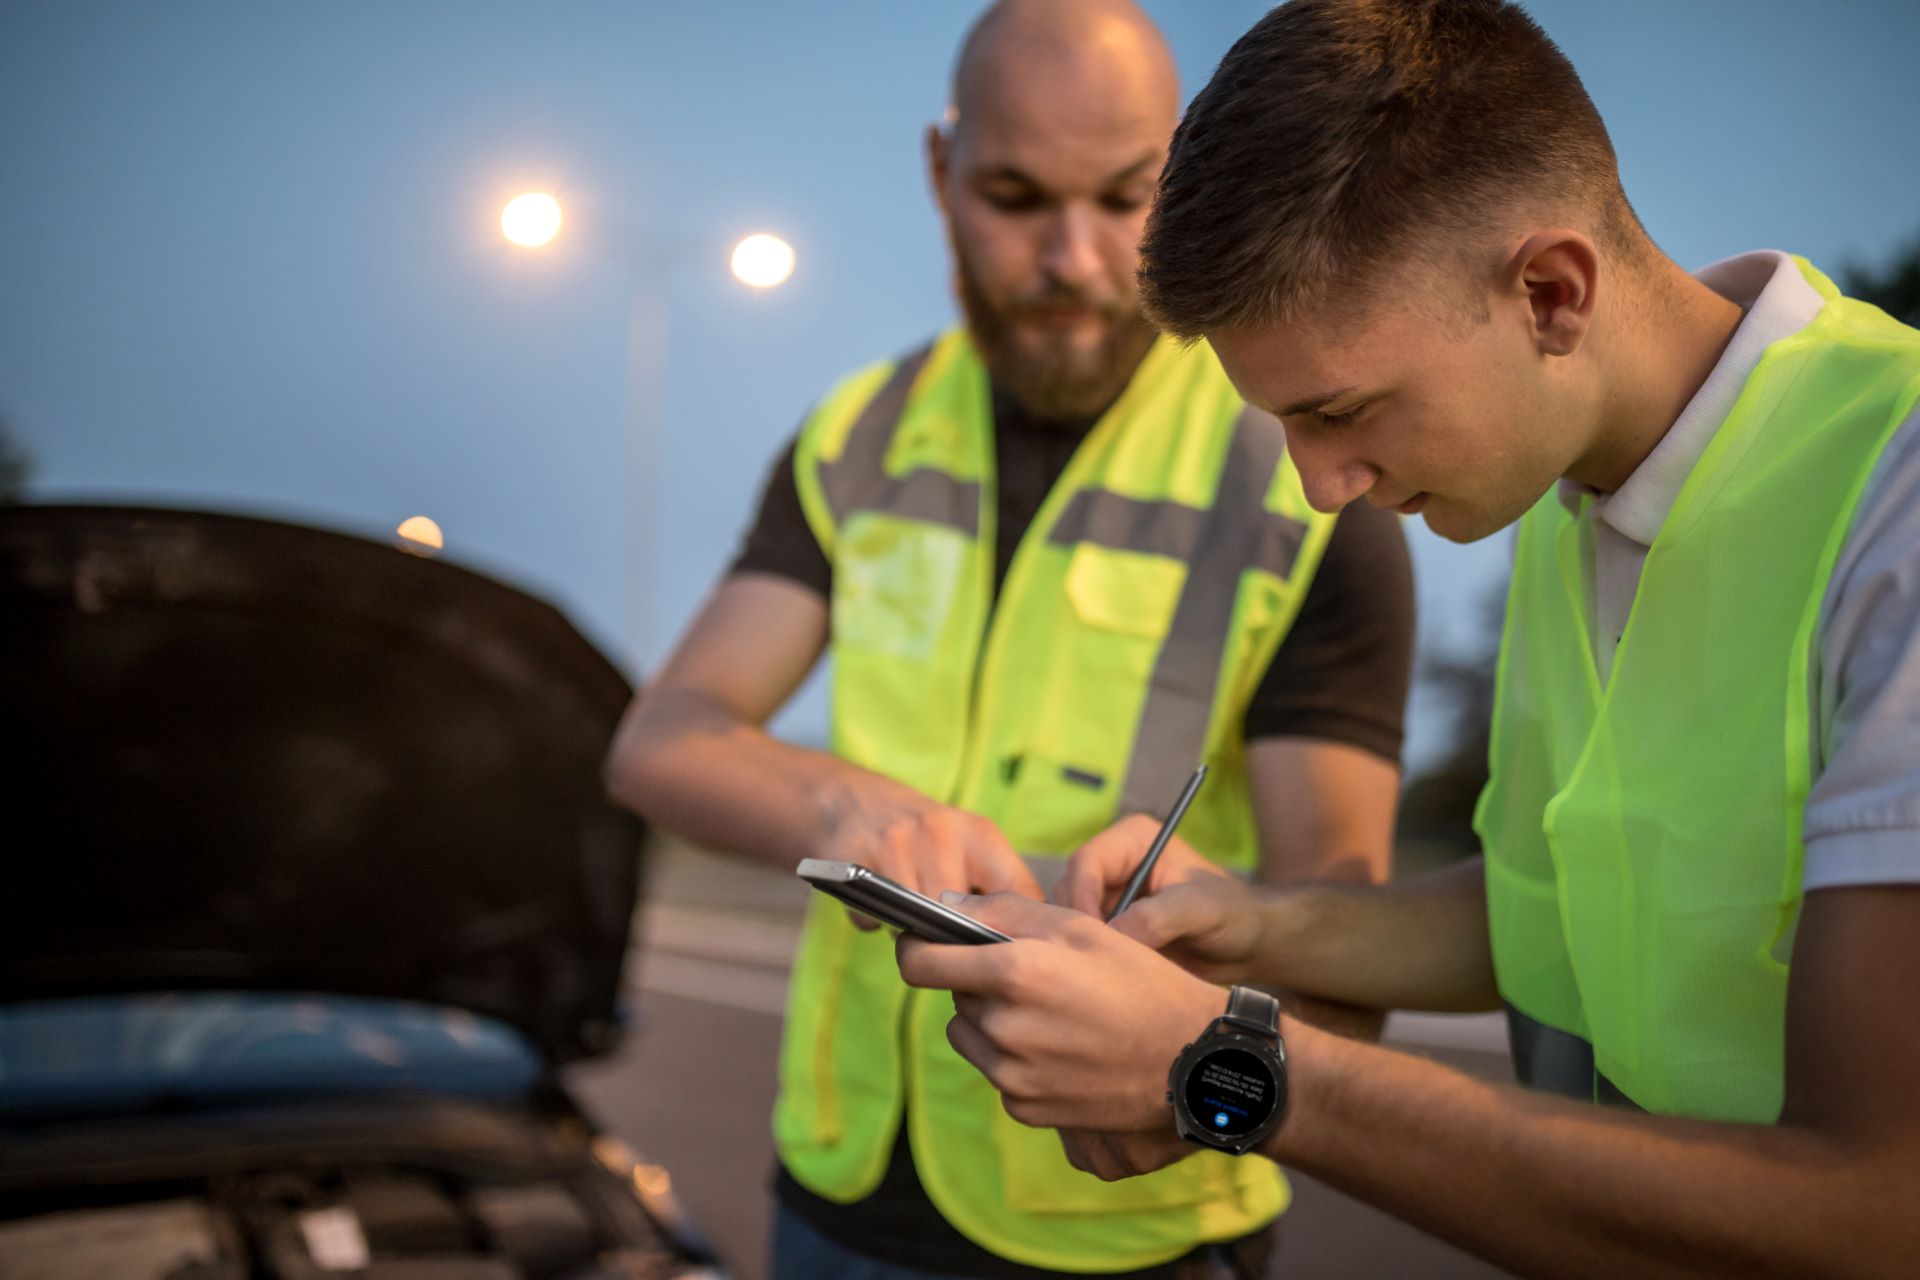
left=497, top=192, right=795, bottom=671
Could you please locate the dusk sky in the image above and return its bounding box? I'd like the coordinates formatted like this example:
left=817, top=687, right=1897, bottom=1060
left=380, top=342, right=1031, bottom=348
left=4, top=1, right=1917, bottom=765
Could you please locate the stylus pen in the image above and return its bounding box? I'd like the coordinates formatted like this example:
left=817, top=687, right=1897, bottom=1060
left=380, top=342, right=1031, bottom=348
left=1106, top=763, right=1209, bottom=922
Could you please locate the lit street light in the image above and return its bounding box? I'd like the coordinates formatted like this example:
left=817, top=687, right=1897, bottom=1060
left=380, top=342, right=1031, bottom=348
left=501, top=192, right=562, bottom=248
left=730, top=233, right=796, bottom=289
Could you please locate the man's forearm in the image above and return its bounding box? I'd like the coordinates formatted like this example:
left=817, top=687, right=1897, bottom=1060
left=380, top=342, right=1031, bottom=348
left=605, top=683, right=905, bottom=871
left=1278, top=991, right=1386, bottom=1042
left=1273, top=1029, right=1911, bottom=1279
left=1256, top=856, right=1498, bottom=1012
left=1254, top=842, right=1389, bottom=1041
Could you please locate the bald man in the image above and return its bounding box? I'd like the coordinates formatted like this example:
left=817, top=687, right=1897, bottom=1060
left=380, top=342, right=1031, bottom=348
left=604, top=3, right=1413, bottom=1276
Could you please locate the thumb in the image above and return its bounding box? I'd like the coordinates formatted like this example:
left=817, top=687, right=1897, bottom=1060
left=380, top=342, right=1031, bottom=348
left=1110, top=885, right=1218, bottom=953
left=1052, top=820, right=1150, bottom=915
left=1051, top=852, right=1107, bottom=916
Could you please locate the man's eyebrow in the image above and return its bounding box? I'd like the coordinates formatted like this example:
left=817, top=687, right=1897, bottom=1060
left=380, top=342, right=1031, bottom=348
left=970, top=150, right=1162, bottom=190
left=1277, top=386, right=1360, bottom=418
left=974, top=165, right=1040, bottom=186
left=1101, top=151, right=1163, bottom=185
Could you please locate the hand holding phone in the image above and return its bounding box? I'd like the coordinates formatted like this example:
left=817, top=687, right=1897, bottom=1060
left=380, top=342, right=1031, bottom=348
left=811, top=793, right=1040, bottom=930
left=797, top=859, right=1011, bottom=945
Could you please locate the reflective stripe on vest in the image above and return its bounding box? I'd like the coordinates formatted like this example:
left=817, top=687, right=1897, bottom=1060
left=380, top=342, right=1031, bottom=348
left=1475, top=260, right=1920, bottom=1120
left=1056, top=409, right=1307, bottom=817
left=777, top=329, right=1331, bottom=1270
left=818, top=346, right=977, bottom=534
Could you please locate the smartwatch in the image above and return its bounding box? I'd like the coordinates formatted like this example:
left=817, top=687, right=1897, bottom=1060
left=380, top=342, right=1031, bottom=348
left=1165, top=986, right=1288, bottom=1155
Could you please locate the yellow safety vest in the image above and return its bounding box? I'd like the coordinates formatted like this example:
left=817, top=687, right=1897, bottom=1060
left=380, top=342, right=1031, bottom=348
left=1476, top=260, right=1920, bottom=1119
left=774, top=329, right=1334, bottom=1271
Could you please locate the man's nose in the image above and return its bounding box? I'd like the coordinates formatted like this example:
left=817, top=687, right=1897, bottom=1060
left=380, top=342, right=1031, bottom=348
left=1039, top=204, right=1103, bottom=288
left=1286, top=430, right=1377, bottom=513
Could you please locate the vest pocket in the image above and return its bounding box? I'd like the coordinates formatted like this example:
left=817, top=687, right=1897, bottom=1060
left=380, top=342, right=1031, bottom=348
left=1062, top=544, right=1184, bottom=655
left=1041, top=545, right=1190, bottom=754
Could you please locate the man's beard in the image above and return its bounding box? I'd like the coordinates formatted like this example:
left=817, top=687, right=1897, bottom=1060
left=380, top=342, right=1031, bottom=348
left=955, top=257, right=1159, bottom=422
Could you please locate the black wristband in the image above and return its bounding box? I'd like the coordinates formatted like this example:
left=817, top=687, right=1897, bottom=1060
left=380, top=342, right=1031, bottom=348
left=1220, top=986, right=1281, bottom=1038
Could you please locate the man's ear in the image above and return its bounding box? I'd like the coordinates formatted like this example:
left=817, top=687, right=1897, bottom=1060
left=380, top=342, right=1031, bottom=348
left=1503, top=230, right=1600, bottom=358
left=926, top=123, right=953, bottom=221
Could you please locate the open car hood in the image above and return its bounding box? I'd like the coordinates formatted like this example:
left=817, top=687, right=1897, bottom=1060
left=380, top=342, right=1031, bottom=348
left=0, top=506, right=646, bottom=1064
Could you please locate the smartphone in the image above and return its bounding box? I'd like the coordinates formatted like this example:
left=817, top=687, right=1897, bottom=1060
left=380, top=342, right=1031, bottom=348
left=796, top=859, right=1011, bottom=945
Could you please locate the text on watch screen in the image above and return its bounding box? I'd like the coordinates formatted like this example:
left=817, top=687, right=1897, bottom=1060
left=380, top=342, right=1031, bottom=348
left=1184, top=1047, right=1275, bottom=1138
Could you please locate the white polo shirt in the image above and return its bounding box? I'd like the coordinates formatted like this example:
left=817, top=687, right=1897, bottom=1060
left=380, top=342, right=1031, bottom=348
left=1562, top=250, right=1920, bottom=893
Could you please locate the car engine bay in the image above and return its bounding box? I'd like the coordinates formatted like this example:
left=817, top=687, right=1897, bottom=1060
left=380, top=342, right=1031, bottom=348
left=0, top=1156, right=713, bottom=1280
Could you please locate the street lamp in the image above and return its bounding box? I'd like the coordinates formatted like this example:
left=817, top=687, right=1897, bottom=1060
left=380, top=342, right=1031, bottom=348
left=730, top=233, right=796, bottom=289
left=494, top=193, right=796, bottom=668
left=501, top=192, right=562, bottom=248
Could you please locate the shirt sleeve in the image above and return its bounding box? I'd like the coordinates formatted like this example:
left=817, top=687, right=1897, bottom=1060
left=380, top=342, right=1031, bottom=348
left=727, top=432, right=831, bottom=598
left=1803, top=399, right=1920, bottom=891
left=1241, top=500, right=1415, bottom=763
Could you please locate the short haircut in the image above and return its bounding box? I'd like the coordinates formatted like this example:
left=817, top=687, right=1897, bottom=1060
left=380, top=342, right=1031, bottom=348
left=1139, top=0, right=1642, bottom=338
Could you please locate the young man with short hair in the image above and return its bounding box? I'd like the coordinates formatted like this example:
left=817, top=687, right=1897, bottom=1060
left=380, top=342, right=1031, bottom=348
left=898, top=2, right=1920, bottom=1274
left=605, top=3, right=1415, bottom=1276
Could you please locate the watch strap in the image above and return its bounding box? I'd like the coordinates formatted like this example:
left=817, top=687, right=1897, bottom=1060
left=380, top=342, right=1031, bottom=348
left=1220, top=985, right=1280, bottom=1039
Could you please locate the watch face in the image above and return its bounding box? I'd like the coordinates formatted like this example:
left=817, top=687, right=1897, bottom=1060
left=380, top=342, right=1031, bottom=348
left=1182, top=1044, right=1278, bottom=1139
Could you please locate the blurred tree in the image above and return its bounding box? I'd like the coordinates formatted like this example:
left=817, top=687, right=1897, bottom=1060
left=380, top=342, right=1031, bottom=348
left=1395, top=582, right=1504, bottom=874
left=0, top=413, right=27, bottom=502
left=1842, top=233, right=1920, bottom=326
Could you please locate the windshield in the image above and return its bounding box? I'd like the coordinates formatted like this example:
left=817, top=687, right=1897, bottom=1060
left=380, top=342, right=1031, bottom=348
left=0, top=993, right=543, bottom=1121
